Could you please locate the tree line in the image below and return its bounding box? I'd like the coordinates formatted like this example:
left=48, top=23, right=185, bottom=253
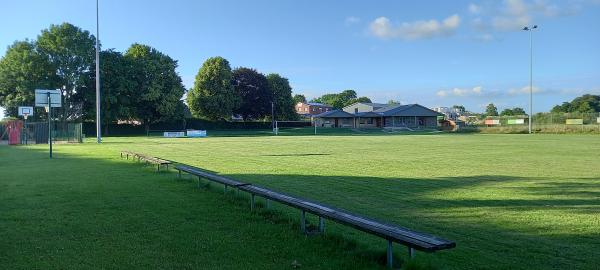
left=0, top=23, right=298, bottom=131
left=187, top=57, right=297, bottom=121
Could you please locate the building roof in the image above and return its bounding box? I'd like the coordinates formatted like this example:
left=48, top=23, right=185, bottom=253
left=355, top=111, right=382, bottom=117
left=306, top=102, right=333, bottom=107
left=376, top=104, right=443, bottom=117
left=342, top=102, right=387, bottom=111
left=313, top=104, right=442, bottom=118
left=313, top=110, right=355, bottom=118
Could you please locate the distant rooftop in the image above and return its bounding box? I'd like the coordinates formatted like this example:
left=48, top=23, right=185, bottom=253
left=306, top=102, right=333, bottom=107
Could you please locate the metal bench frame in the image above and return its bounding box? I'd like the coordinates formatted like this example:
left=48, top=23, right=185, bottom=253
left=121, top=151, right=171, bottom=172
left=174, top=164, right=456, bottom=268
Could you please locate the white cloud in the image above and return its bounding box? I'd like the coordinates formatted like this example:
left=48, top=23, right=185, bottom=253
left=476, top=33, right=496, bottom=42
left=508, top=85, right=543, bottom=95
left=469, top=3, right=482, bottom=14
left=369, top=14, right=461, bottom=40
left=493, top=0, right=532, bottom=31
left=437, top=86, right=484, bottom=97
left=345, top=16, right=361, bottom=25
left=470, top=0, right=583, bottom=32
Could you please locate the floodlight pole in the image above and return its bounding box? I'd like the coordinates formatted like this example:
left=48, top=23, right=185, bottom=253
left=95, top=0, right=102, bottom=143
left=47, top=93, right=52, bottom=158
left=523, top=25, right=538, bottom=134
left=271, top=101, right=275, bottom=134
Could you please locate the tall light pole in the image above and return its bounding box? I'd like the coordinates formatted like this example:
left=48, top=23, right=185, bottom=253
left=523, top=25, right=538, bottom=134
left=95, top=0, right=102, bottom=143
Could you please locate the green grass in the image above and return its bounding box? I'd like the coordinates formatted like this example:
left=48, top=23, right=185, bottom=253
left=1, top=132, right=599, bottom=269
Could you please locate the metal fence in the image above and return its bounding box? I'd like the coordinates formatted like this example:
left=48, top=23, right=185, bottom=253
left=470, top=113, right=600, bottom=133
left=1, top=121, right=83, bottom=144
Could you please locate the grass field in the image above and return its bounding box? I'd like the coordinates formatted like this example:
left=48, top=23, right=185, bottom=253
left=1, top=132, right=599, bottom=269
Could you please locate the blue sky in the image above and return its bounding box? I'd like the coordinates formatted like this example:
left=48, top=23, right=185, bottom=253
left=1, top=0, right=599, bottom=117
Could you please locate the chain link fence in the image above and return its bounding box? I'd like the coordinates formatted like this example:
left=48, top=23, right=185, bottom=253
left=463, top=113, right=600, bottom=133
left=1, top=120, right=83, bottom=145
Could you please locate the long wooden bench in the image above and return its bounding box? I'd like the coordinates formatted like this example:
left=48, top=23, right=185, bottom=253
left=120, top=151, right=172, bottom=172
left=175, top=164, right=250, bottom=191
left=174, top=164, right=455, bottom=268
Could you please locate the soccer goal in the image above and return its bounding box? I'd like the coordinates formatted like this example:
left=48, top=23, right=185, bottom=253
left=273, top=121, right=312, bottom=135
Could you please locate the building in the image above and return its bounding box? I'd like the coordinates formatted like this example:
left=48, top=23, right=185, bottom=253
left=313, top=102, right=442, bottom=129
left=295, top=102, right=333, bottom=116
left=433, top=107, right=464, bottom=120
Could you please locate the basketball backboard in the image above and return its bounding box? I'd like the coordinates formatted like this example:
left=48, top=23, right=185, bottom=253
left=35, top=89, right=62, bottom=107
left=18, top=106, right=34, bottom=118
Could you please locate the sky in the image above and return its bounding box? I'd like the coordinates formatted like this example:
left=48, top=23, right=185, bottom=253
left=1, top=0, right=600, bottom=117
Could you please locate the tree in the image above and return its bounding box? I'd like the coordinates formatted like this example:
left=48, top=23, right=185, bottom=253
left=292, top=94, right=307, bottom=104
left=125, top=43, right=185, bottom=129
left=511, top=107, right=526, bottom=115
left=452, top=105, right=466, bottom=113
left=387, top=100, right=401, bottom=105
left=267, top=73, right=298, bottom=120
left=0, top=40, right=55, bottom=118
left=84, top=50, right=138, bottom=134
left=187, top=57, right=237, bottom=120
left=550, top=94, right=600, bottom=113
left=485, top=103, right=498, bottom=116
left=500, top=108, right=514, bottom=116
left=36, top=23, right=96, bottom=120
left=311, top=89, right=363, bottom=109
left=232, top=67, right=271, bottom=120
left=353, top=96, right=372, bottom=104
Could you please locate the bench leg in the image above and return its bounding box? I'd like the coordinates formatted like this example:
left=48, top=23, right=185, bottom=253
left=251, top=194, right=255, bottom=211
left=178, top=170, right=181, bottom=179
left=157, top=164, right=160, bottom=172
left=266, top=198, right=270, bottom=209
left=301, top=210, right=306, bottom=234
left=408, top=247, right=415, bottom=258
left=318, top=216, right=324, bottom=233
left=224, top=185, right=228, bottom=194
left=197, top=176, right=201, bottom=188
left=387, top=240, right=393, bottom=269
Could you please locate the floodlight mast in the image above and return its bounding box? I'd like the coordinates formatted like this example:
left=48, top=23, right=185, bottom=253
left=96, top=0, right=101, bottom=143
left=522, top=25, right=538, bottom=134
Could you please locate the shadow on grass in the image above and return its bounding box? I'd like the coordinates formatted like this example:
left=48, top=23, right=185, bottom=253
left=3, top=145, right=599, bottom=270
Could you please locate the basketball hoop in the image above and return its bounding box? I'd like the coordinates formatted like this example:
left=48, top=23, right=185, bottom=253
left=23, top=113, right=29, bottom=120
left=45, top=106, right=49, bottom=113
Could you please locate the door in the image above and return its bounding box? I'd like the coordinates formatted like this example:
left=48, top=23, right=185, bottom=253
left=334, top=118, right=339, bottom=127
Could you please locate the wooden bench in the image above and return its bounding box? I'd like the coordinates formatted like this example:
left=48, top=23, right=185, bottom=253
left=173, top=164, right=455, bottom=268
left=175, top=164, right=250, bottom=192
left=121, top=151, right=172, bottom=171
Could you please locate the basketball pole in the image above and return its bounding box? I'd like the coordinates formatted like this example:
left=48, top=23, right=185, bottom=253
left=95, top=0, right=102, bottom=143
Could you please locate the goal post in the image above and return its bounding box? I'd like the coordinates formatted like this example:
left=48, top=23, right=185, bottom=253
left=273, top=121, right=313, bottom=135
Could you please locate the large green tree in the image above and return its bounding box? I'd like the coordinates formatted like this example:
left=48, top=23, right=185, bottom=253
left=125, top=44, right=185, bottom=129
left=232, top=67, right=271, bottom=120
left=292, top=94, right=307, bottom=104
left=551, top=94, right=600, bottom=113
left=0, top=40, right=55, bottom=118
left=36, top=23, right=96, bottom=120
left=485, top=103, right=498, bottom=116
left=83, top=50, right=138, bottom=133
left=266, top=73, right=297, bottom=121
left=310, top=90, right=372, bottom=109
left=187, top=57, right=238, bottom=120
